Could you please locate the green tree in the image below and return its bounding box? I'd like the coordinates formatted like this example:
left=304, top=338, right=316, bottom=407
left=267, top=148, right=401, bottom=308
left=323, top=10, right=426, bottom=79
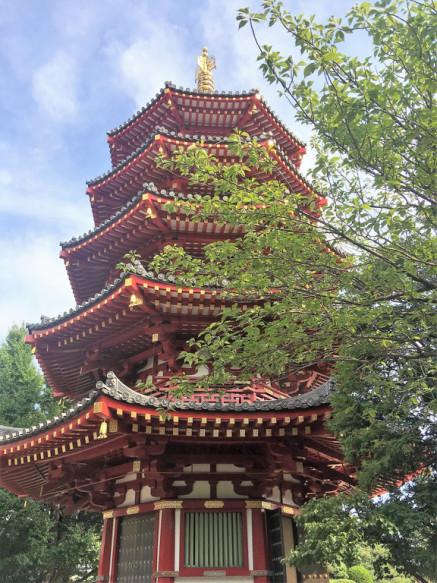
left=0, top=327, right=101, bottom=582
left=147, top=0, right=435, bottom=579
left=0, top=325, right=57, bottom=426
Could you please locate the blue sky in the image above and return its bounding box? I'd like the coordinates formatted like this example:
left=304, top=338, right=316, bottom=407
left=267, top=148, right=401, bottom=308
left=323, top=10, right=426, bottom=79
left=0, top=0, right=360, bottom=339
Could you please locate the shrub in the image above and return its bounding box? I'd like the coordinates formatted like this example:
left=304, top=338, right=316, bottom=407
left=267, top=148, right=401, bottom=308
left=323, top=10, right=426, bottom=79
left=348, top=565, right=374, bottom=583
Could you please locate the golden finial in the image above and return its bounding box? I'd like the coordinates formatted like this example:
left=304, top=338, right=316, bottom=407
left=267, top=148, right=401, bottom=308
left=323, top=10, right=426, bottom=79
left=196, top=47, right=216, bottom=92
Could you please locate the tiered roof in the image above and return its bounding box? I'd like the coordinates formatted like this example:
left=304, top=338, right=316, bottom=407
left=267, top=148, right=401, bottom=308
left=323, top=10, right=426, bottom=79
left=22, top=81, right=327, bottom=404
left=0, top=45, right=368, bottom=523
left=0, top=77, right=350, bottom=510
left=27, top=273, right=250, bottom=398
left=106, top=83, right=305, bottom=167
left=87, top=129, right=319, bottom=226
left=60, top=185, right=244, bottom=303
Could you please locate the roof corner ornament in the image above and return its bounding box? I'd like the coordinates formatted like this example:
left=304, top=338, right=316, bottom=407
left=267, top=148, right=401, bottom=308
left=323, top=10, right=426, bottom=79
left=97, top=420, right=108, bottom=439
left=196, top=47, right=216, bottom=93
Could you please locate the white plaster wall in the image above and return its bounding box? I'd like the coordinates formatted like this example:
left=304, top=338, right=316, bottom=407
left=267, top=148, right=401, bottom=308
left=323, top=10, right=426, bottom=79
left=140, top=485, right=159, bottom=503
left=283, top=472, right=300, bottom=484
left=184, top=464, right=211, bottom=473
left=282, top=488, right=295, bottom=506
left=216, top=464, right=245, bottom=473
left=137, top=356, right=154, bottom=373
left=180, top=480, right=211, bottom=499
left=269, top=486, right=281, bottom=503
left=118, top=488, right=135, bottom=507
left=216, top=481, right=246, bottom=499
left=192, top=364, right=209, bottom=378
left=115, top=472, right=136, bottom=484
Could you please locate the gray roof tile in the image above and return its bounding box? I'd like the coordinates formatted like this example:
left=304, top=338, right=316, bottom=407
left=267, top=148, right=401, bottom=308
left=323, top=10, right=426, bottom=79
left=0, top=373, right=332, bottom=444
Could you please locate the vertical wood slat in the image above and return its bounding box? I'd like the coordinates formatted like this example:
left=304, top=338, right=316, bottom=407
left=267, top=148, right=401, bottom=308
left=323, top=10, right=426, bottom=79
left=184, top=511, right=243, bottom=568
left=213, top=512, right=219, bottom=567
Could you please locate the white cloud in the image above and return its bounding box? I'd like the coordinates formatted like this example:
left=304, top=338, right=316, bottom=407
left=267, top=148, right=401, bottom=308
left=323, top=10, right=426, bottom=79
left=0, top=234, right=75, bottom=338
left=0, top=141, right=90, bottom=339
left=117, top=25, right=192, bottom=109
left=0, top=140, right=90, bottom=233
left=32, top=52, right=79, bottom=120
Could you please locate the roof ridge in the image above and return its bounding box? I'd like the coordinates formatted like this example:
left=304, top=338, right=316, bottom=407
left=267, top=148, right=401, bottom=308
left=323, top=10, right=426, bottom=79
left=0, top=374, right=333, bottom=443
left=27, top=268, right=227, bottom=332
left=28, top=274, right=128, bottom=331
left=0, top=392, right=98, bottom=443
left=28, top=264, right=274, bottom=333
left=98, top=371, right=333, bottom=412
left=106, top=83, right=305, bottom=151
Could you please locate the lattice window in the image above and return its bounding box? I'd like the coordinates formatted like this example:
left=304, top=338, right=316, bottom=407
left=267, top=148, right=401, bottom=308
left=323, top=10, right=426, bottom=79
left=266, top=509, right=297, bottom=583
left=266, top=508, right=286, bottom=582
left=116, top=513, right=154, bottom=583
left=184, top=511, right=244, bottom=568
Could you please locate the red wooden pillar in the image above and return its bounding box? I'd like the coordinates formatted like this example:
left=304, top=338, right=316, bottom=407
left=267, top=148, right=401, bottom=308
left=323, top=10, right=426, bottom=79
left=155, top=507, right=176, bottom=582
left=251, top=508, right=270, bottom=583
left=97, top=516, right=114, bottom=582
left=108, top=517, right=120, bottom=583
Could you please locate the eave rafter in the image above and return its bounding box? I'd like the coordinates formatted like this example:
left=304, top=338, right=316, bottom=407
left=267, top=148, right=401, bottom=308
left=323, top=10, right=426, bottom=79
left=27, top=274, right=237, bottom=397
left=61, top=189, right=244, bottom=304
left=60, top=189, right=242, bottom=302
left=0, top=376, right=354, bottom=510
left=163, top=89, right=186, bottom=131
left=107, top=84, right=305, bottom=167
left=28, top=274, right=228, bottom=339
left=87, top=131, right=318, bottom=226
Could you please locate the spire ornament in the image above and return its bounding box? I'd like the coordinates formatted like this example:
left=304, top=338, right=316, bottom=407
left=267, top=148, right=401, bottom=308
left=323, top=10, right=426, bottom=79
left=195, top=47, right=216, bottom=92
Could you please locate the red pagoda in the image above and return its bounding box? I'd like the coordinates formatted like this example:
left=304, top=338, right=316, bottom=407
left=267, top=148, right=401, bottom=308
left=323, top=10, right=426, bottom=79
left=0, top=50, right=355, bottom=583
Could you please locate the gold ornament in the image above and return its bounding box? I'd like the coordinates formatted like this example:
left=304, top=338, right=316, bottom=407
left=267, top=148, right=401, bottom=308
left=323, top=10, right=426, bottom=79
left=196, top=47, right=216, bottom=93
left=97, top=420, right=108, bottom=439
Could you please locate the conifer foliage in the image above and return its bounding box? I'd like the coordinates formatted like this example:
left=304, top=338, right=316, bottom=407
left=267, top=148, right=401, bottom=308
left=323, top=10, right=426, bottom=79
left=0, top=327, right=101, bottom=583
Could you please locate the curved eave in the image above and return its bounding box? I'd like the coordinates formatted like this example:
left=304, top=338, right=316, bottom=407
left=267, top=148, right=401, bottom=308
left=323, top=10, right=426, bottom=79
left=27, top=273, right=233, bottom=336
left=0, top=374, right=333, bottom=447
left=26, top=274, right=246, bottom=398
left=97, top=372, right=333, bottom=412
left=106, top=83, right=305, bottom=166
left=89, top=130, right=312, bottom=192
left=60, top=188, right=244, bottom=304
left=61, top=186, right=241, bottom=251
left=87, top=131, right=320, bottom=226
left=107, top=84, right=257, bottom=138
left=0, top=392, right=98, bottom=444
left=0, top=376, right=353, bottom=503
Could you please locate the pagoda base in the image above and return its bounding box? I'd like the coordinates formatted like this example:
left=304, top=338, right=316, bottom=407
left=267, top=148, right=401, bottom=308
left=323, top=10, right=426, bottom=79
left=97, top=498, right=304, bottom=583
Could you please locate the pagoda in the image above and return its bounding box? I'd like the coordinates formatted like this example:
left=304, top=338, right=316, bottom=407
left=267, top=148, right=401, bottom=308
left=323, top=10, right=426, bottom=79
left=0, top=49, right=355, bottom=583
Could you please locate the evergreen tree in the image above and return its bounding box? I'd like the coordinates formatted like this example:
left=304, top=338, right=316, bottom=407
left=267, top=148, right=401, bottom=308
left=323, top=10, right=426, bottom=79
left=0, top=326, right=101, bottom=583
left=0, top=325, right=57, bottom=426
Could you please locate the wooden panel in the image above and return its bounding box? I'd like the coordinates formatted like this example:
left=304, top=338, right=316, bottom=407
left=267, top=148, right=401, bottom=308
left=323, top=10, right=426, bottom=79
left=184, top=511, right=243, bottom=568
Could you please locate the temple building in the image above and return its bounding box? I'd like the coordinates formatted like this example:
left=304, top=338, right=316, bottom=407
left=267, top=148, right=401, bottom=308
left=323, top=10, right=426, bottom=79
left=0, top=50, right=355, bottom=583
